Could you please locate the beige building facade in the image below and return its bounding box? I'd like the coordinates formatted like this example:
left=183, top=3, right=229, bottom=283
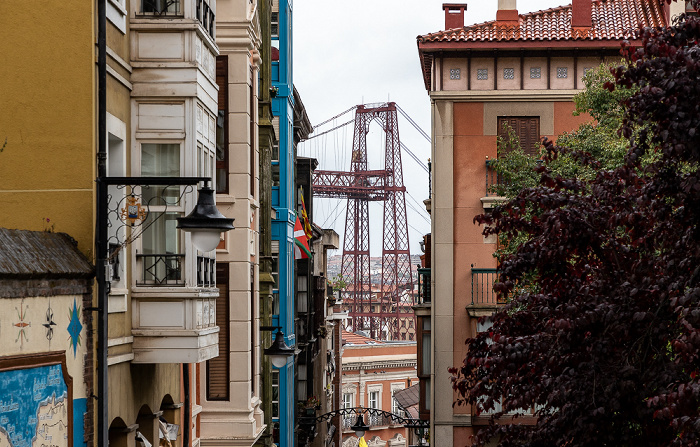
left=199, top=1, right=266, bottom=445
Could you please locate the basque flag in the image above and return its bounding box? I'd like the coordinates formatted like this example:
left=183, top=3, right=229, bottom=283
left=294, top=215, right=311, bottom=259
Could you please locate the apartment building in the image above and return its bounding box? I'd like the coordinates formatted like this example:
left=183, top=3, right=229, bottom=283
left=416, top=0, right=683, bottom=444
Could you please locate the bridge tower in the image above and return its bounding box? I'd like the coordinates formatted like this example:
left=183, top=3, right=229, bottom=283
left=313, top=102, right=414, bottom=340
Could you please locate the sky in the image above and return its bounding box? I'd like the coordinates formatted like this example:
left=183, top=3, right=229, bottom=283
left=294, top=0, right=568, bottom=259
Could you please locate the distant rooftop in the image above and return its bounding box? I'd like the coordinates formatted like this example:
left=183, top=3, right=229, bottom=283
left=342, top=330, right=384, bottom=346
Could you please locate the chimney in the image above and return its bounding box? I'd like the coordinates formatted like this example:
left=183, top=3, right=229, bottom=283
left=496, top=0, right=519, bottom=24
left=571, top=0, right=592, bottom=28
left=443, top=3, right=468, bottom=30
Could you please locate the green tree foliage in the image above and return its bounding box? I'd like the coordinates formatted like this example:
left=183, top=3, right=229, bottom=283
left=451, top=2, right=700, bottom=445
left=489, top=63, right=637, bottom=261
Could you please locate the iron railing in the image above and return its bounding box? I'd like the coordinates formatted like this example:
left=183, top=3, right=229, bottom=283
left=417, top=267, right=431, bottom=304
left=197, top=256, right=215, bottom=287
left=471, top=268, right=500, bottom=306
left=137, top=254, right=184, bottom=286
left=485, top=159, right=503, bottom=197
left=141, top=0, right=181, bottom=15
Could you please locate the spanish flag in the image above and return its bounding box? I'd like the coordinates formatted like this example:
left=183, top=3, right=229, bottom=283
left=294, top=215, right=311, bottom=259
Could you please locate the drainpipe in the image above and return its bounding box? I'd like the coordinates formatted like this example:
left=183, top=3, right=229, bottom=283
left=96, top=0, right=108, bottom=446
left=183, top=364, right=191, bottom=447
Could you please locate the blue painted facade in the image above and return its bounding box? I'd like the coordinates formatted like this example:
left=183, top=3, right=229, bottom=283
left=271, top=0, right=296, bottom=446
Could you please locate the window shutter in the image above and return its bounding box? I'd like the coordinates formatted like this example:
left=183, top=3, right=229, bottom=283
left=497, top=117, right=540, bottom=156
left=207, top=263, right=230, bottom=400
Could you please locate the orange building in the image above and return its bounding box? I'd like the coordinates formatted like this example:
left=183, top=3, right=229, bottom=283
left=416, top=0, right=683, bottom=445
left=340, top=331, right=417, bottom=447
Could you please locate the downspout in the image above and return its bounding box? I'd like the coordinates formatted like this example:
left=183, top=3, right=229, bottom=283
left=96, top=0, right=108, bottom=446
left=183, top=364, right=191, bottom=447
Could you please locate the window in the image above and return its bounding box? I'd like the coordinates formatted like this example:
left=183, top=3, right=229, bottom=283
left=477, top=68, right=488, bottom=80
left=369, top=391, right=379, bottom=409
left=497, top=116, right=541, bottom=157
left=557, top=67, right=568, bottom=78
left=368, top=390, right=381, bottom=425
left=417, top=315, right=431, bottom=419
left=272, top=370, right=280, bottom=418
left=271, top=12, right=279, bottom=38
left=342, top=392, right=354, bottom=429
left=207, top=263, right=230, bottom=400
left=392, top=391, right=404, bottom=418
left=250, top=67, right=256, bottom=195
left=108, top=243, right=121, bottom=281
left=141, top=0, right=180, bottom=15
left=141, top=143, right=180, bottom=204
left=449, top=68, right=460, bottom=80
left=195, top=0, right=215, bottom=37
left=503, top=68, right=515, bottom=80
left=139, top=143, right=183, bottom=285
left=271, top=249, right=279, bottom=315
left=272, top=163, right=280, bottom=187
left=530, top=67, right=541, bottom=79
left=216, top=57, right=228, bottom=194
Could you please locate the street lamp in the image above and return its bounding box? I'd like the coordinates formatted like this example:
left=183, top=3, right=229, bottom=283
left=263, top=329, right=295, bottom=368
left=350, top=412, right=369, bottom=439
left=177, top=183, right=235, bottom=251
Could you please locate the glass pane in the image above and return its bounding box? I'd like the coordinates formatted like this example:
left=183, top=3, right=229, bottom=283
left=141, top=143, right=180, bottom=204
left=423, top=318, right=431, bottom=331
left=425, top=379, right=430, bottom=410
left=421, top=333, right=431, bottom=376
left=272, top=163, right=280, bottom=187
left=142, top=212, right=180, bottom=255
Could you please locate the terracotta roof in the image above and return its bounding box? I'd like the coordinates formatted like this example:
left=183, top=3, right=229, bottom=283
left=418, top=0, right=667, bottom=44
left=342, top=330, right=384, bottom=345
left=417, top=0, right=668, bottom=91
left=0, top=228, right=94, bottom=279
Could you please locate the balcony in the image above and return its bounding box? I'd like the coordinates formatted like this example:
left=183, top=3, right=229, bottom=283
left=131, top=292, right=219, bottom=363
left=131, top=253, right=220, bottom=364
left=481, top=159, right=506, bottom=210
left=137, top=253, right=185, bottom=286
left=468, top=267, right=502, bottom=317
left=417, top=268, right=431, bottom=304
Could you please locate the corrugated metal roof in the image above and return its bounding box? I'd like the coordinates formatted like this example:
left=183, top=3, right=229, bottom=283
left=0, top=228, right=94, bottom=279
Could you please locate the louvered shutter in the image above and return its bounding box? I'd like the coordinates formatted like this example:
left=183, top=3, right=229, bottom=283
left=207, top=263, right=230, bottom=400
left=497, top=117, right=540, bottom=156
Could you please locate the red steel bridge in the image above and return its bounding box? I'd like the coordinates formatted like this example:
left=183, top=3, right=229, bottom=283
left=311, top=102, right=426, bottom=340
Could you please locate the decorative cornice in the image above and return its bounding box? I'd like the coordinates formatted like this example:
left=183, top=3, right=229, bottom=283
left=430, top=89, right=579, bottom=102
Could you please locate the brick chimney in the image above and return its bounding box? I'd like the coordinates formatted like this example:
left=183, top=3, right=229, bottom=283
left=571, top=0, right=592, bottom=28
left=496, top=0, right=519, bottom=24
left=443, top=3, right=468, bottom=30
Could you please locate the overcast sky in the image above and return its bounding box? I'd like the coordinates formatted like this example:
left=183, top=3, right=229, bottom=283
left=294, top=0, right=568, bottom=259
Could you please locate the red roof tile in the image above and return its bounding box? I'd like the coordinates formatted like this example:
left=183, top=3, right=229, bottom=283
left=342, top=330, right=384, bottom=345
left=418, top=0, right=667, bottom=44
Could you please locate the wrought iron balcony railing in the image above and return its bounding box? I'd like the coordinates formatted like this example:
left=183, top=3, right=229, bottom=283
left=197, top=255, right=215, bottom=287
left=485, top=159, right=504, bottom=197
left=137, top=253, right=185, bottom=286
left=417, top=267, right=431, bottom=304
left=471, top=268, right=500, bottom=306
left=141, top=0, right=181, bottom=16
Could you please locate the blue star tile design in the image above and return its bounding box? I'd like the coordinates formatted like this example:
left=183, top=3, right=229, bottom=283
left=67, top=298, right=83, bottom=357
